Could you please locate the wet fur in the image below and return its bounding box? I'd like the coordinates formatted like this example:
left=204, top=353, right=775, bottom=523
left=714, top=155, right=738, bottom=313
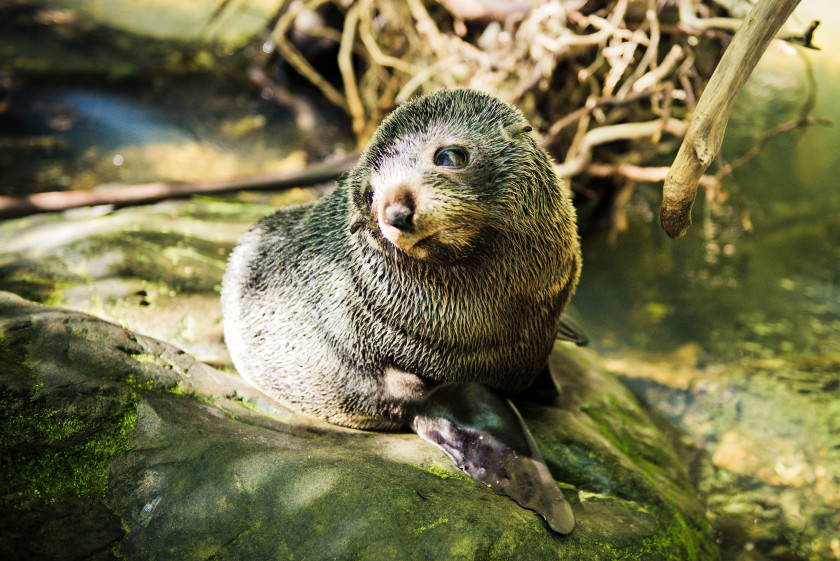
left=221, top=89, right=581, bottom=429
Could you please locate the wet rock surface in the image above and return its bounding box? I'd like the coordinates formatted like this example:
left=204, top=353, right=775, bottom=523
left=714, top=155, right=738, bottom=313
left=0, top=200, right=718, bottom=560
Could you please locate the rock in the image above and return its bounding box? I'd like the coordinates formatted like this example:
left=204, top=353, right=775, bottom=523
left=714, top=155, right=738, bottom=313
left=0, top=200, right=719, bottom=559
left=47, top=0, right=285, bottom=46
left=0, top=290, right=718, bottom=560
left=0, top=199, right=272, bottom=366
left=0, top=197, right=319, bottom=366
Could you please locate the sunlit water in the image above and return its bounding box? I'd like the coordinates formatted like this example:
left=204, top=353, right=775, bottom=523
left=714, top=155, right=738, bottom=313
left=0, top=78, right=352, bottom=196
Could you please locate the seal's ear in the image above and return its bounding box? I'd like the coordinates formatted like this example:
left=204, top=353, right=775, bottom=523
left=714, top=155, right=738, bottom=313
left=501, top=121, right=533, bottom=141
left=349, top=216, right=365, bottom=234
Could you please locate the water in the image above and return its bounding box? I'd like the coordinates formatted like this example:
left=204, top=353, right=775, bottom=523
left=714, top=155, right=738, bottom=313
left=0, top=78, right=352, bottom=196
left=571, top=11, right=840, bottom=556
left=574, top=32, right=840, bottom=365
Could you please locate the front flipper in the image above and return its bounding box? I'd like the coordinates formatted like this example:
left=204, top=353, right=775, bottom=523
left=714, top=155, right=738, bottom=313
left=556, top=314, right=589, bottom=346
left=408, top=383, right=575, bottom=535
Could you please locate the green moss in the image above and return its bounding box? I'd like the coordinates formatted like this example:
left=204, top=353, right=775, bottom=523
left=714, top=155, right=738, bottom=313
left=414, top=517, right=449, bottom=535
left=123, top=370, right=188, bottom=396
left=124, top=372, right=157, bottom=391
left=583, top=395, right=649, bottom=461
left=99, top=231, right=226, bottom=294
left=125, top=352, right=190, bottom=395
left=582, top=507, right=716, bottom=561
left=626, top=509, right=712, bottom=561
left=131, top=353, right=162, bottom=366
left=411, top=462, right=471, bottom=483
left=0, top=385, right=139, bottom=498
left=0, top=269, right=68, bottom=306
left=129, top=352, right=184, bottom=377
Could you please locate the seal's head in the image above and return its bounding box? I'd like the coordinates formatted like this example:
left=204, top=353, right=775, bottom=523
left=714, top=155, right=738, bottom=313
left=348, top=89, right=565, bottom=264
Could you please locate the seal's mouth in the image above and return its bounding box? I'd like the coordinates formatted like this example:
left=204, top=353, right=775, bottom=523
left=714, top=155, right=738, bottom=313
left=379, top=221, right=478, bottom=263
left=379, top=221, right=439, bottom=250
left=378, top=220, right=436, bottom=260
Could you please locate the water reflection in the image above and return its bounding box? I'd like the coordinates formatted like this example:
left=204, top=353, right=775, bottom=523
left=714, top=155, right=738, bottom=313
left=0, top=79, right=351, bottom=196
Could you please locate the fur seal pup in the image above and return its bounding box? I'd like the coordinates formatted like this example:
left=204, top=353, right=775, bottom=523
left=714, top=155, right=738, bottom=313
left=222, top=89, right=581, bottom=534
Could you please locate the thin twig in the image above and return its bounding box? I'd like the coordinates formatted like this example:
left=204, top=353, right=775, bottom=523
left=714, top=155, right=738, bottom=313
left=338, top=3, right=367, bottom=139
left=358, top=2, right=415, bottom=74
left=0, top=154, right=360, bottom=220
left=586, top=162, right=720, bottom=191
left=394, top=57, right=458, bottom=103
left=616, top=0, right=660, bottom=99
left=677, top=0, right=747, bottom=34
left=715, top=116, right=833, bottom=179
left=405, top=0, right=450, bottom=59
left=556, top=118, right=688, bottom=178
left=543, top=85, right=667, bottom=145
left=632, top=44, right=684, bottom=94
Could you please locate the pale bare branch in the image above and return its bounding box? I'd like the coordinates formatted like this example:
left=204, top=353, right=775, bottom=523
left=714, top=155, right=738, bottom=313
left=271, top=0, right=349, bottom=112
left=556, top=118, right=688, bottom=178
left=661, top=0, right=803, bottom=239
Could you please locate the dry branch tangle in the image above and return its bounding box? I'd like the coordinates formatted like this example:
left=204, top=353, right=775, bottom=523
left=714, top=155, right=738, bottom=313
left=266, top=0, right=817, bottom=232
left=3, top=1, right=818, bottom=224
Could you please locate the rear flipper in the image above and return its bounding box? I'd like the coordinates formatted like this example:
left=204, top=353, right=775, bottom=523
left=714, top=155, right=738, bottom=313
left=408, top=383, right=575, bottom=535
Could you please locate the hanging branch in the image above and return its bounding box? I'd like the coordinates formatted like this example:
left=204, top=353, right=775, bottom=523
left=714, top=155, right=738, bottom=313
left=660, top=0, right=803, bottom=239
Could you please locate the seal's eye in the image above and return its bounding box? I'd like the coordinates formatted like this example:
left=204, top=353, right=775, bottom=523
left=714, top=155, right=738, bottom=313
left=434, top=146, right=469, bottom=169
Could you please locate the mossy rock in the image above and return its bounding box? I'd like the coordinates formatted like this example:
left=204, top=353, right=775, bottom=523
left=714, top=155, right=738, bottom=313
left=0, top=291, right=719, bottom=560
left=0, top=199, right=273, bottom=367
left=4, top=0, right=287, bottom=80
left=0, top=199, right=717, bottom=558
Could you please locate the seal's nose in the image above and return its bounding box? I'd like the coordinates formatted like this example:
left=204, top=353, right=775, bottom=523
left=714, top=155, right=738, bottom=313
left=383, top=200, right=414, bottom=231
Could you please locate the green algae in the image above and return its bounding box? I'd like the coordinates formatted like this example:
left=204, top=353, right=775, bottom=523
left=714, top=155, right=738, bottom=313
left=126, top=352, right=189, bottom=392
left=0, top=385, right=139, bottom=498
left=569, top=505, right=714, bottom=561
left=414, top=517, right=449, bottom=535
left=412, top=461, right=472, bottom=483
left=0, top=268, right=72, bottom=308
left=621, top=508, right=714, bottom=561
